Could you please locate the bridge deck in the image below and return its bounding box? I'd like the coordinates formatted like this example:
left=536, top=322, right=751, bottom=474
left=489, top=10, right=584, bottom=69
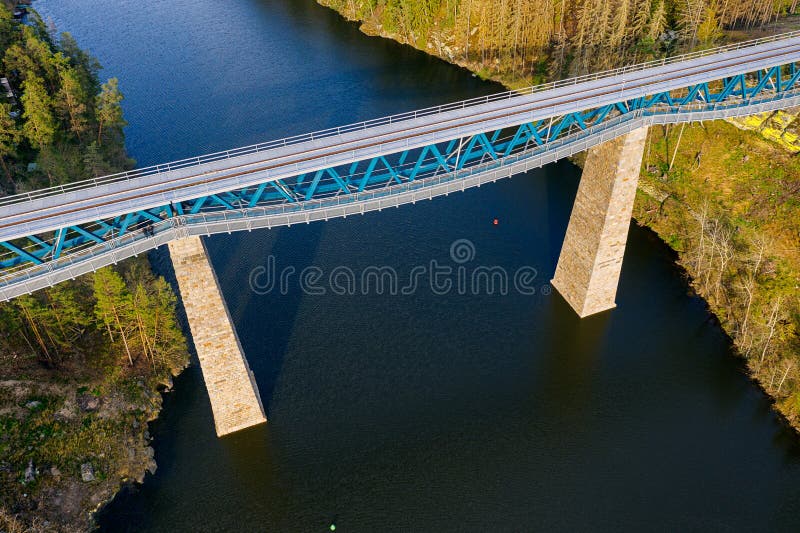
left=1, top=92, right=799, bottom=301
left=2, top=33, right=800, bottom=243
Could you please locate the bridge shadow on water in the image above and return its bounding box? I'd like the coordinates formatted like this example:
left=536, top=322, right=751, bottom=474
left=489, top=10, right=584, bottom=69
left=95, top=225, right=325, bottom=530
left=205, top=223, right=326, bottom=414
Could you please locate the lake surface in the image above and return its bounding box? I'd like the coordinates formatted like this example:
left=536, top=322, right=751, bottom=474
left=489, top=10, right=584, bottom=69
left=36, top=0, right=800, bottom=530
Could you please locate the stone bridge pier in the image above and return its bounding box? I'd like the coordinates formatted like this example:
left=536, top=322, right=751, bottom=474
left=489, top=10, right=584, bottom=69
left=168, top=236, right=266, bottom=436
left=551, top=127, right=648, bottom=318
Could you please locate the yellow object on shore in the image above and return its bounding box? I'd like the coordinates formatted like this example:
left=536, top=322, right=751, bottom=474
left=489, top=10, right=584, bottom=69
left=725, top=110, right=800, bottom=152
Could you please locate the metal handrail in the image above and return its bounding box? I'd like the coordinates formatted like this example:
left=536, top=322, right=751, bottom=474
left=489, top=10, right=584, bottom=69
left=2, top=87, right=798, bottom=287
left=1, top=30, right=799, bottom=208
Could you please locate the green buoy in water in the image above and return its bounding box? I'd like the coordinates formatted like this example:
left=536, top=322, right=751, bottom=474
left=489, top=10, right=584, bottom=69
left=330, top=524, right=336, bottom=531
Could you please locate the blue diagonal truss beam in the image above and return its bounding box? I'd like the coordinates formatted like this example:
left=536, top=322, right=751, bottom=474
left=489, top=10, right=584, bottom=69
left=2, top=58, right=800, bottom=282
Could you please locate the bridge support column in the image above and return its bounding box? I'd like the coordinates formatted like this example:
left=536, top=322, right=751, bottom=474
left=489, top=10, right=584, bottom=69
left=551, top=126, right=647, bottom=318
left=167, top=236, right=266, bottom=436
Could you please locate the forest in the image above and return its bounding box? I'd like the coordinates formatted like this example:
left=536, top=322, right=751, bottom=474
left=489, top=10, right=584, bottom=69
left=321, top=0, right=799, bottom=84
left=0, top=5, right=186, bottom=386
left=0, top=6, right=188, bottom=531
left=0, top=12, right=131, bottom=191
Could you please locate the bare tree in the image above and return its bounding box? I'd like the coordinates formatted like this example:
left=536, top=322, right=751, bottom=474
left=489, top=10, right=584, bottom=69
left=760, top=296, right=783, bottom=365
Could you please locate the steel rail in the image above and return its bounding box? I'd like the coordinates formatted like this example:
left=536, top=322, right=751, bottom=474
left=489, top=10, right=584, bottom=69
left=2, top=29, right=799, bottom=208
left=1, top=39, right=799, bottom=243
left=1, top=89, right=799, bottom=299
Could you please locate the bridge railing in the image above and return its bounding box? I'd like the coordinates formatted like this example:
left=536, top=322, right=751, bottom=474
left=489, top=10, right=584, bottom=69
left=3, top=86, right=800, bottom=293
left=0, top=111, right=643, bottom=291
left=1, top=29, right=799, bottom=209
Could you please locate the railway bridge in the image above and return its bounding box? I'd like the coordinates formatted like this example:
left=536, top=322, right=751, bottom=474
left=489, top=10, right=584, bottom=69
left=3, top=33, right=800, bottom=435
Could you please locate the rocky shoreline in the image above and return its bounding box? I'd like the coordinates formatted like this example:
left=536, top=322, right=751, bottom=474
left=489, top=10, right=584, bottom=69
left=0, top=350, right=189, bottom=531
left=1, top=249, right=191, bottom=533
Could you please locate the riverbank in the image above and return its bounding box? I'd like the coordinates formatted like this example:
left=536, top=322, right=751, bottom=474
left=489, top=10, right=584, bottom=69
left=0, top=256, right=190, bottom=532
left=1, top=302, right=188, bottom=530
left=0, top=6, right=190, bottom=531
left=316, top=1, right=800, bottom=432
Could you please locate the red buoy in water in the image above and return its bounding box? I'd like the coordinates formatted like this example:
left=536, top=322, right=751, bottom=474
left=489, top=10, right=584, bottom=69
left=493, top=218, right=499, bottom=225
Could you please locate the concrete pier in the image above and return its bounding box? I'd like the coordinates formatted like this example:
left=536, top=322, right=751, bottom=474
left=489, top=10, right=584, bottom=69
left=551, top=127, right=648, bottom=318
left=168, top=236, right=266, bottom=436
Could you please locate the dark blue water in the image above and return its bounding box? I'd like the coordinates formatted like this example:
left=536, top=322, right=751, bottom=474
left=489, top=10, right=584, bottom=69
left=37, top=0, right=800, bottom=531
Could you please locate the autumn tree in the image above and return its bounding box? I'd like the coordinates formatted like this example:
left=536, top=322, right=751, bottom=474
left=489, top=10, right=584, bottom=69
left=696, top=3, right=724, bottom=48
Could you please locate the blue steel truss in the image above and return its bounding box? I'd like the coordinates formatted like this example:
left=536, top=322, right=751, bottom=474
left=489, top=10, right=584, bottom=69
left=2, top=62, right=800, bottom=272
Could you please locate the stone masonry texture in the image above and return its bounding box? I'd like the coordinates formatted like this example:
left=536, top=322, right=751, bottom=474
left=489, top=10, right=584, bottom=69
left=551, top=127, right=648, bottom=317
left=167, top=236, right=267, bottom=436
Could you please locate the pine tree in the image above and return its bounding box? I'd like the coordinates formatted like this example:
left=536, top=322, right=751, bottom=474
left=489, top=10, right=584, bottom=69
left=132, top=283, right=156, bottom=369
left=59, top=32, right=101, bottom=95
left=21, top=74, right=56, bottom=149
left=631, top=0, right=653, bottom=38
left=96, top=77, right=126, bottom=146
left=0, top=6, right=16, bottom=52
left=3, top=43, right=38, bottom=83
left=23, top=29, right=64, bottom=92
left=57, top=67, right=90, bottom=142
left=0, top=102, right=21, bottom=187
left=83, top=141, right=112, bottom=177
left=609, top=0, right=632, bottom=51
left=93, top=267, right=135, bottom=366
left=149, top=277, right=187, bottom=371
left=44, top=282, right=93, bottom=349
left=13, top=294, right=57, bottom=362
